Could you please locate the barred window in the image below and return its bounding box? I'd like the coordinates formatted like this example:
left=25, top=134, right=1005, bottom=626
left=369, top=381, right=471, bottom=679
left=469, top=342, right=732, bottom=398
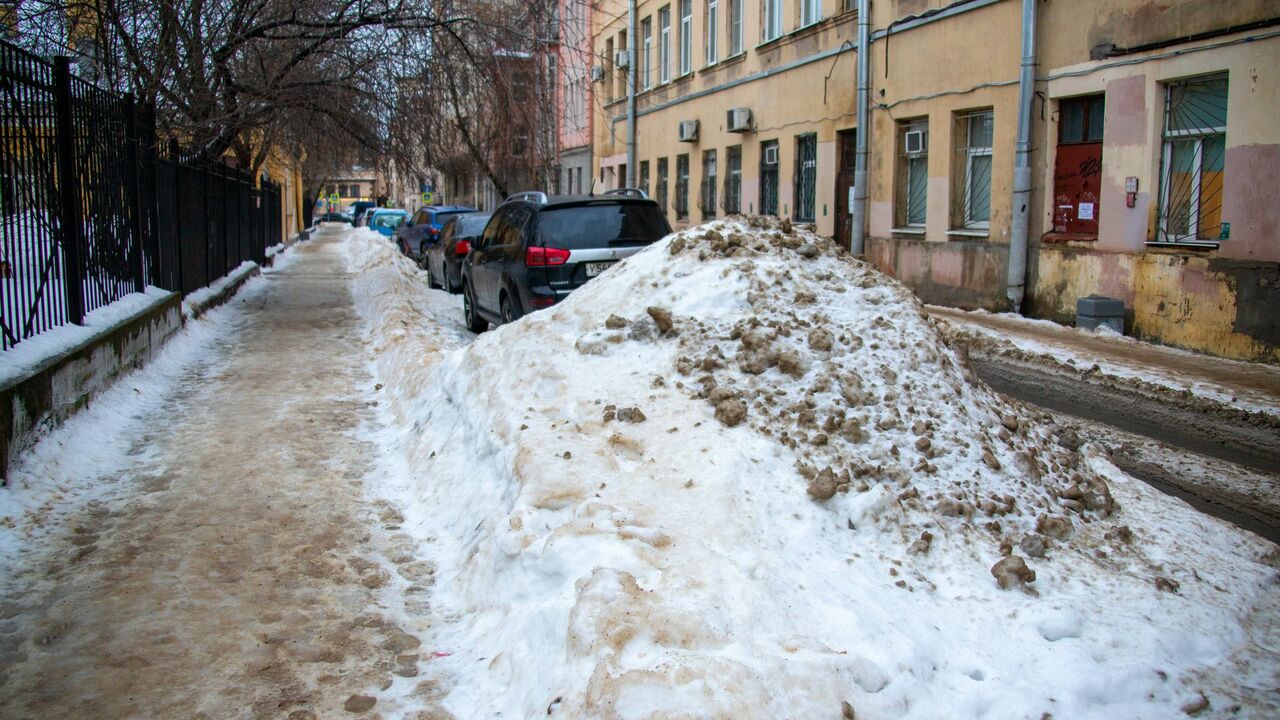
left=656, top=157, right=669, bottom=212
left=794, top=133, right=817, bottom=223
left=700, top=150, right=717, bottom=220
left=896, top=118, right=928, bottom=227
left=724, top=146, right=742, bottom=214
left=675, top=153, right=690, bottom=219
left=639, top=160, right=651, bottom=198
left=1158, top=74, right=1227, bottom=244
left=953, top=110, right=992, bottom=229
left=760, top=139, right=779, bottom=216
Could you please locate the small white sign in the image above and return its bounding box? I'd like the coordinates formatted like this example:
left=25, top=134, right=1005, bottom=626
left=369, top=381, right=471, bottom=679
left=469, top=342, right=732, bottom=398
left=1078, top=202, right=1095, bottom=220
left=848, top=186, right=856, bottom=214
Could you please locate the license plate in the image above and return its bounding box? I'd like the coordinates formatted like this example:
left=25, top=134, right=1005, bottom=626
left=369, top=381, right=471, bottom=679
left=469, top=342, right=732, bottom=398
left=584, top=261, right=614, bottom=277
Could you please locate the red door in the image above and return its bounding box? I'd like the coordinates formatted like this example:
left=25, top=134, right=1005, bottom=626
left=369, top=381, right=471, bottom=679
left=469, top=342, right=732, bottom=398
left=1052, top=143, right=1102, bottom=235
left=1052, top=94, right=1105, bottom=236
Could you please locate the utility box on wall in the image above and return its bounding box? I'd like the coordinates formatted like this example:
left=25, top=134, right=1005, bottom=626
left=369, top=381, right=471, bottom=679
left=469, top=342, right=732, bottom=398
left=1076, top=295, right=1125, bottom=334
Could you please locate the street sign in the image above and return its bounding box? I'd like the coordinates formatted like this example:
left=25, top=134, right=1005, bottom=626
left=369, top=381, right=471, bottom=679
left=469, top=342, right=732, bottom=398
left=329, top=193, right=339, bottom=203
left=421, top=191, right=434, bottom=204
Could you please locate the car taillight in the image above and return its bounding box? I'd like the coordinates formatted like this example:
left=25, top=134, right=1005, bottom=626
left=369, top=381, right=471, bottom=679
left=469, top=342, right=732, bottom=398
left=529, top=297, right=555, bottom=308
left=455, top=240, right=470, bottom=255
left=525, top=246, right=570, bottom=267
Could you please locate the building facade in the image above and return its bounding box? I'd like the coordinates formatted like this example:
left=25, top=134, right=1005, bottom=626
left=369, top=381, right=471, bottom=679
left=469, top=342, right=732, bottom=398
left=557, top=0, right=594, bottom=195
left=590, top=0, right=1280, bottom=362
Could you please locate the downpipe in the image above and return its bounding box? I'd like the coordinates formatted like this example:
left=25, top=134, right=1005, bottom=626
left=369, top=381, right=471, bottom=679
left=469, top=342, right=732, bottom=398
left=1007, top=0, right=1037, bottom=311
left=626, top=0, right=638, bottom=188
left=850, top=0, right=871, bottom=256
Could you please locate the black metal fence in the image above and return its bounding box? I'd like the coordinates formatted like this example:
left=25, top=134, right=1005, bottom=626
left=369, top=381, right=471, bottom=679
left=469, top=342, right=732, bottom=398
left=0, top=41, right=283, bottom=350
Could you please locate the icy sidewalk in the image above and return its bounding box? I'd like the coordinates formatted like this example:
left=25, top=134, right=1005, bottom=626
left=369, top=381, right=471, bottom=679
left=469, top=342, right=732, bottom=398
left=0, top=228, right=433, bottom=718
left=929, top=305, right=1280, bottom=418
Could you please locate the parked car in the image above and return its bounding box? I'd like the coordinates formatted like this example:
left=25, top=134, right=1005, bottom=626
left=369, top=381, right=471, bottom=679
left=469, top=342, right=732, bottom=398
left=351, top=201, right=376, bottom=225
left=315, top=212, right=353, bottom=225
left=368, top=208, right=408, bottom=238
left=462, top=190, right=671, bottom=332
left=425, top=212, right=491, bottom=293
left=394, top=205, right=478, bottom=261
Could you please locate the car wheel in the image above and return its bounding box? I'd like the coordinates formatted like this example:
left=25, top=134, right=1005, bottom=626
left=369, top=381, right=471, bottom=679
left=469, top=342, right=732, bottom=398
left=463, top=281, right=488, bottom=333
left=500, top=293, right=522, bottom=325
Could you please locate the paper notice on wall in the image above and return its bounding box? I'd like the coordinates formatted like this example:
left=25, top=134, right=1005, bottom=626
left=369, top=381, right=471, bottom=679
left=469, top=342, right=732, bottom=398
left=1078, top=203, right=1095, bottom=220
left=848, top=187, right=856, bottom=214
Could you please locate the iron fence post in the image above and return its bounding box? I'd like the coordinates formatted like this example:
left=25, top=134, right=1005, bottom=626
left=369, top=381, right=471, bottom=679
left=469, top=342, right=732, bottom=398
left=52, top=57, right=85, bottom=325
left=123, top=93, right=145, bottom=292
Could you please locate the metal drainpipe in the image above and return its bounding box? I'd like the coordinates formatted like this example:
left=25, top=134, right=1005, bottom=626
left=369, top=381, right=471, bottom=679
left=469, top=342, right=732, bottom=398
left=850, top=0, right=870, bottom=255
left=627, top=0, right=638, bottom=188
left=1007, top=0, right=1037, bottom=310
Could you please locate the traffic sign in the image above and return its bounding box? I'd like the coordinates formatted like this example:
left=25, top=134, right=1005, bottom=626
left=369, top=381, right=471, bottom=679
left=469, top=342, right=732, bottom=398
left=421, top=191, right=434, bottom=204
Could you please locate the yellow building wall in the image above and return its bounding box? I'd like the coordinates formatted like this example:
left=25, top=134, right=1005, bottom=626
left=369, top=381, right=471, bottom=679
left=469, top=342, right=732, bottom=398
left=594, top=0, right=860, bottom=235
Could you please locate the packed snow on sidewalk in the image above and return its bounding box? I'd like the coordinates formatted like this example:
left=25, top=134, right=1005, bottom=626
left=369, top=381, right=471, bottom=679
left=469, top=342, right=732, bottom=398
left=348, top=221, right=1279, bottom=719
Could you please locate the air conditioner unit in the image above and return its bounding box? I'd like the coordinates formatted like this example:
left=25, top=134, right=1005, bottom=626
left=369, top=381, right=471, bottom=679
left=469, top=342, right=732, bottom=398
left=678, top=120, right=699, bottom=142
left=905, top=129, right=927, bottom=155
left=763, top=145, right=778, bottom=165
left=614, top=51, right=630, bottom=69
left=590, top=65, right=605, bottom=82
left=726, top=107, right=752, bottom=133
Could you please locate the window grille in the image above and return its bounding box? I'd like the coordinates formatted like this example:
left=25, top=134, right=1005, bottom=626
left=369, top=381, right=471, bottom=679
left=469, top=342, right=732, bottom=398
left=954, top=110, right=992, bottom=228
left=759, top=140, right=779, bottom=216
left=1157, top=74, right=1227, bottom=244
left=675, top=154, right=690, bottom=219
left=794, top=134, right=817, bottom=223
left=700, top=150, right=717, bottom=220
left=897, top=119, right=928, bottom=227
left=724, top=146, right=742, bottom=214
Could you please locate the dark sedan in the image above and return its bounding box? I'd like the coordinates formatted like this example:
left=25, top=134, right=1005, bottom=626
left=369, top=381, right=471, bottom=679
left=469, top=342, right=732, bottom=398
left=425, top=212, right=491, bottom=293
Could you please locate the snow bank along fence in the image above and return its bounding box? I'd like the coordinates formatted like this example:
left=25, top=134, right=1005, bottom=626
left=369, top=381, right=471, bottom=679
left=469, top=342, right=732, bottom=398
left=0, top=39, right=284, bottom=352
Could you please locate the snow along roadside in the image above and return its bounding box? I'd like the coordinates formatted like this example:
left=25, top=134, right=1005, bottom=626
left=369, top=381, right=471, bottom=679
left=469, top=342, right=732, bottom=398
left=346, top=221, right=1280, bottom=719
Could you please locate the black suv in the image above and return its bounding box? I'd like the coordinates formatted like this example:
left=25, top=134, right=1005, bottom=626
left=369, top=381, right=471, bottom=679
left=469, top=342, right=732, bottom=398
left=462, top=190, right=672, bottom=331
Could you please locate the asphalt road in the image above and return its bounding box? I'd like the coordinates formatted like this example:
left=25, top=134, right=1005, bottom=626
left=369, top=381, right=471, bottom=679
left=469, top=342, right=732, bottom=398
left=971, top=353, right=1280, bottom=544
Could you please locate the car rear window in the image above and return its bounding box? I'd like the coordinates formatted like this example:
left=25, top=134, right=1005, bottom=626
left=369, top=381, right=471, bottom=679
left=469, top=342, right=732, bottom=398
left=373, top=213, right=405, bottom=229
left=457, top=214, right=491, bottom=236
left=536, top=203, right=671, bottom=250
left=431, top=210, right=468, bottom=226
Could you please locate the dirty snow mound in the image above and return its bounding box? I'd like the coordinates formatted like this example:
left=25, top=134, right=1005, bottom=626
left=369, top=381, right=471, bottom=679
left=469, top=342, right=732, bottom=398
left=349, top=218, right=1279, bottom=719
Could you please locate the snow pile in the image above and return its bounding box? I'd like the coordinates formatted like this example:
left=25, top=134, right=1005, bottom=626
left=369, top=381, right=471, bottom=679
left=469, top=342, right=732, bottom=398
left=350, top=219, right=1279, bottom=719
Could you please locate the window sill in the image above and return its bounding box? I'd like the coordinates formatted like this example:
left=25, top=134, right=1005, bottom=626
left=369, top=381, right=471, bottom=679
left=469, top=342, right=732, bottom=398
left=891, top=227, right=926, bottom=236
left=1145, top=240, right=1220, bottom=251
left=947, top=229, right=989, bottom=239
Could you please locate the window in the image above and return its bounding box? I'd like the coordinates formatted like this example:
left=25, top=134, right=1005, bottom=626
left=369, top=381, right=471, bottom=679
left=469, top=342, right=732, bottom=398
left=955, top=110, right=992, bottom=228
left=897, top=119, right=928, bottom=227
left=1158, top=74, right=1227, bottom=243
left=764, top=0, right=782, bottom=41
left=801, top=0, right=821, bottom=27
left=679, top=0, right=692, bottom=75
left=676, top=153, right=690, bottom=219
left=700, top=150, right=718, bottom=220
left=642, top=17, right=653, bottom=89
left=659, top=7, right=672, bottom=83
left=640, top=160, right=651, bottom=198
left=794, top=134, right=817, bottom=223
left=706, top=0, right=719, bottom=65
left=1053, top=95, right=1104, bottom=235
left=729, top=0, right=743, bottom=55
left=605, top=38, right=615, bottom=102
left=1059, top=95, right=1105, bottom=144
left=657, top=157, right=670, bottom=211
left=760, top=139, right=779, bottom=215
left=725, top=146, right=742, bottom=214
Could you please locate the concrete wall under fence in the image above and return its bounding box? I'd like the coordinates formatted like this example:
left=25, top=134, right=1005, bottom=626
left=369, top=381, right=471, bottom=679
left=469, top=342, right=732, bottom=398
left=0, top=293, right=184, bottom=482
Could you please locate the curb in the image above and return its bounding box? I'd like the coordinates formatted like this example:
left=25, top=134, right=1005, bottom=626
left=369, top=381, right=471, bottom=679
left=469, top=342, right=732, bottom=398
left=0, top=292, right=183, bottom=482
